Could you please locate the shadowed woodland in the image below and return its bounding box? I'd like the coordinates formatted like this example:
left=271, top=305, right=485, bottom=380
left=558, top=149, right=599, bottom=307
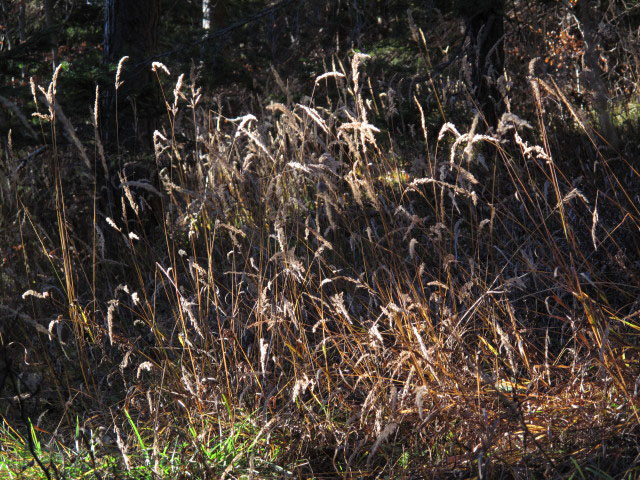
left=1, top=0, right=640, bottom=478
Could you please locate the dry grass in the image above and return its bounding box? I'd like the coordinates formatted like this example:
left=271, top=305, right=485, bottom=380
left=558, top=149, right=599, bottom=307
left=1, top=50, right=640, bottom=479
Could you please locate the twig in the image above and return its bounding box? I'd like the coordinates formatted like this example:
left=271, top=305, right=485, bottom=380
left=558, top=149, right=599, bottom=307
left=15, top=145, right=48, bottom=173
left=0, top=94, right=39, bottom=139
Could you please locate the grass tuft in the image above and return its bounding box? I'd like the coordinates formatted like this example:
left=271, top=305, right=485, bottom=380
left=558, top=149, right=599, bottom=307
left=1, top=43, right=639, bottom=479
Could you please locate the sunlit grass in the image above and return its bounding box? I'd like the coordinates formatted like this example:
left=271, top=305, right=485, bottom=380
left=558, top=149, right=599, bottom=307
left=1, top=42, right=639, bottom=479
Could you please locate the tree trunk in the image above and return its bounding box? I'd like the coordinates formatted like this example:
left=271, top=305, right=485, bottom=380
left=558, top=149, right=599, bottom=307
left=18, top=0, right=26, bottom=43
left=18, top=0, right=25, bottom=77
left=465, top=1, right=504, bottom=129
left=202, top=0, right=211, bottom=30
left=574, top=0, right=620, bottom=149
left=103, top=0, right=159, bottom=151
left=212, top=0, right=228, bottom=30
left=202, top=0, right=228, bottom=31
left=43, top=0, right=57, bottom=67
left=0, top=0, right=13, bottom=51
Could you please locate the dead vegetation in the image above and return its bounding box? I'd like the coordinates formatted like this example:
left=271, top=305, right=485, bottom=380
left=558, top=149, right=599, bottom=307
left=1, top=3, right=640, bottom=479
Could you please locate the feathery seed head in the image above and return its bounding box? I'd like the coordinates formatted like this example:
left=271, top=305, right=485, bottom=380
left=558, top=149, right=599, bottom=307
left=51, top=63, right=63, bottom=97
left=315, top=71, right=346, bottom=84
left=152, top=62, right=170, bottom=76
left=93, top=85, right=100, bottom=126
left=29, top=77, right=38, bottom=104
left=115, top=56, right=129, bottom=89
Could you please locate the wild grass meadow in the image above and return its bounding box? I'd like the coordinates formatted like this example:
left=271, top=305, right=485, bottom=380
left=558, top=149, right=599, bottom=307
left=1, top=2, right=640, bottom=478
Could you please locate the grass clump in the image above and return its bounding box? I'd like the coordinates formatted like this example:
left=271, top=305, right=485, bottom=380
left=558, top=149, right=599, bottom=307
left=1, top=34, right=640, bottom=480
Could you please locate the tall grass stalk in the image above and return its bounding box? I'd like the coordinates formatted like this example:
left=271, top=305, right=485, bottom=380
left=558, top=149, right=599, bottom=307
left=2, top=50, right=639, bottom=479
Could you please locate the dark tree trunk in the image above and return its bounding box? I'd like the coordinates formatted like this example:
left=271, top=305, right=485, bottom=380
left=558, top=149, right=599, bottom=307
left=205, top=0, right=228, bottom=30
left=466, top=2, right=504, bottom=129
left=213, top=0, right=229, bottom=29
left=574, top=0, right=620, bottom=149
left=0, top=0, right=13, bottom=51
left=18, top=0, right=26, bottom=77
left=103, top=0, right=159, bottom=152
left=18, top=0, right=26, bottom=43
left=43, top=0, right=57, bottom=67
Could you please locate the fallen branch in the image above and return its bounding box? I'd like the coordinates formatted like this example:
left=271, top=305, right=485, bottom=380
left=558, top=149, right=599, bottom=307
left=15, top=145, right=48, bottom=173
left=0, top=94, right=39, bottom=139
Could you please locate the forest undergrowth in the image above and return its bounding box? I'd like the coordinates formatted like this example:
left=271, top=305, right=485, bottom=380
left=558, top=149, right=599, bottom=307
left=1, top=32, right=640, bottom=480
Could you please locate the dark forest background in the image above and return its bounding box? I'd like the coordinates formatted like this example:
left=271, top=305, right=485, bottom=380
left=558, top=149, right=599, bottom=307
left=1, top=1, right=640, bottom=478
